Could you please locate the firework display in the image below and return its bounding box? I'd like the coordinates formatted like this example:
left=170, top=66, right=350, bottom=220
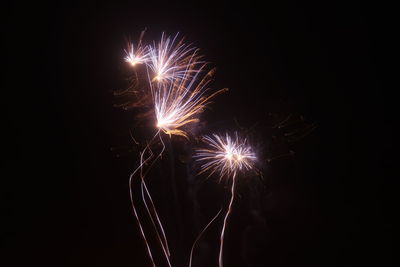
left=121, top=31, right=258, bottom=267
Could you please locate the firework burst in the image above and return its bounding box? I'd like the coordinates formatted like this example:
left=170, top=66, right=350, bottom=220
left=124, top=31, right=149, bottom=67
left=152, top=67, right=227, bottom=138
left=195, top=133, right=256, bottom=179
left=147, top=33, right=202, bottom=83
left=194, top=132, right=256, bottom=267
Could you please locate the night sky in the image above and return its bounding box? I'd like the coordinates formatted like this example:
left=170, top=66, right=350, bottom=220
left=4, top=1, right=394, bottom=267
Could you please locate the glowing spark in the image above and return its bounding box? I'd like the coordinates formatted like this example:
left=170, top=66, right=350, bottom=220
left=194, top=133, right=256, bottom=267
left=148, top=33, right=202, bottom=83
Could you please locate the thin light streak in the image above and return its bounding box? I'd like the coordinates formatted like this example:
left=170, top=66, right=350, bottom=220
left=218, top=172, right=236, bottom=267
left=189, top=208, right=223, bottom=267
left=128, top=132, right=172, bottom=266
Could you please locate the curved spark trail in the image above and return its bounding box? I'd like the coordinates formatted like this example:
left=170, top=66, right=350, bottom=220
left=189, top=208, right=223, bottom=267
left=128, top=132, right=170, bottom=267
left=218, top=172, right=236, bottom=267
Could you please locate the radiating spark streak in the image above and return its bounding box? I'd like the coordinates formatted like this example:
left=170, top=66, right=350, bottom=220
left=189, top=208, right=223, bottom=267
left=194, top=133, right=256, bottom=267
left=124, top=30, right=149, bottom=66
left=152, top=66, right=227, bottom=138
left=148, top=33, right=201, bottom=83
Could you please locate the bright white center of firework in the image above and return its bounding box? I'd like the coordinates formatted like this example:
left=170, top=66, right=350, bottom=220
left=195, top=134, right=256, bottom=177
left=155, top=74, right=163, bottom=81
left=128, top=59, right=139, bottom=66
left=125, top=53, right=144, bottom=66
left=225, top=152, right=233, bottom=160
left=225, top=151, right=243, bottom=162
left=157, top=119, right=165, bottom=128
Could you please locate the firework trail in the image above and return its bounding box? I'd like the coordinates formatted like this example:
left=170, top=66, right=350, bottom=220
left=189, top=208, right=222, bottom=267
left=128, top=131, right=166, bottom=267
left=123, top=32, right=226, bottom=266
left=194, top=133, right=256, bottom=267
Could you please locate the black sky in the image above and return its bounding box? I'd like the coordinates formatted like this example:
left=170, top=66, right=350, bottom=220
left=4, top=1, right=394, bottom=267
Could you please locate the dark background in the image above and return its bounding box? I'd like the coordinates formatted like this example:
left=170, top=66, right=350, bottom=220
left=4, top=1, right=394, bottom=266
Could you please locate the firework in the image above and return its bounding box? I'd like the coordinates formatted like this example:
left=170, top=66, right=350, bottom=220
left=123, top=32, right=163, bottom=267
left=124, top=30, right=149, bottom=67
left=147, top=33, right=202, bottom=83
left=194, top=133, right=256, bottom=267
left=194, top=133, right=256, bottom=179
left=152, top=67, right=227, bottom=138
left=123, top=32, right=226, bottom=138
